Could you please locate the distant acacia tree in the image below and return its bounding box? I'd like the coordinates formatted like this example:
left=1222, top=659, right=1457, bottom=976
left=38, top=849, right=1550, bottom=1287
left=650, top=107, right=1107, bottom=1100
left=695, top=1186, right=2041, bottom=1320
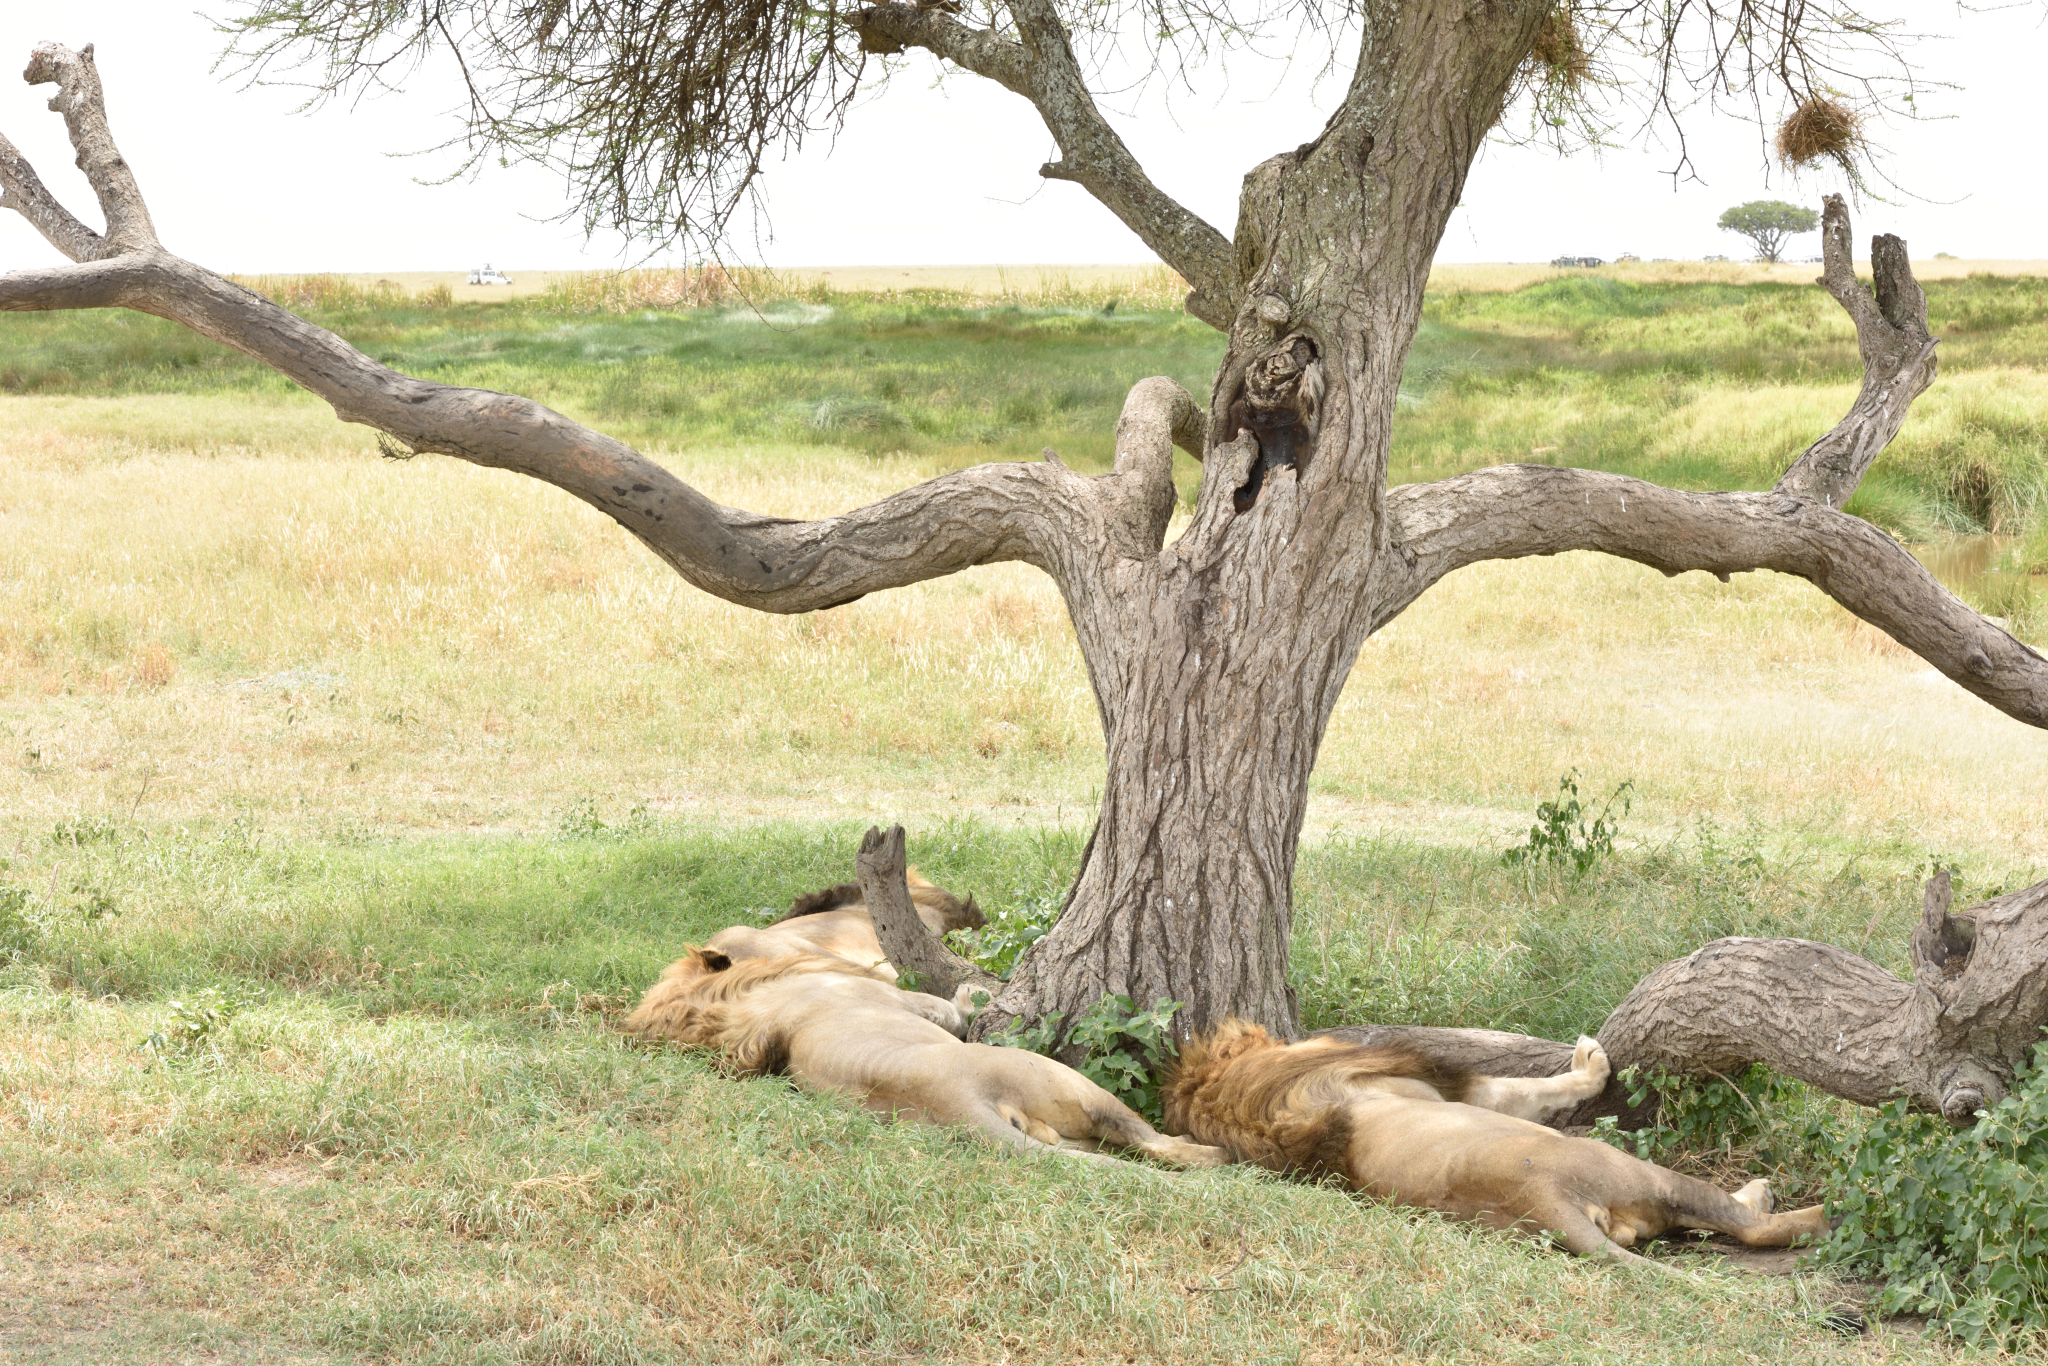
left=1718, top=200, right=1822, bottom=262
left=5, top=7, right=2047, bottom=1130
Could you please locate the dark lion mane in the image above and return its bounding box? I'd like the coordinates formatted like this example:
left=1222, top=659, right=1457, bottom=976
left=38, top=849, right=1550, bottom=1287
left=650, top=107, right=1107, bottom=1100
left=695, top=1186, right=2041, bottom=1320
left=1162, top=1020, right=1473, bottom=1175
left=775, top=882, right=862, bottom=923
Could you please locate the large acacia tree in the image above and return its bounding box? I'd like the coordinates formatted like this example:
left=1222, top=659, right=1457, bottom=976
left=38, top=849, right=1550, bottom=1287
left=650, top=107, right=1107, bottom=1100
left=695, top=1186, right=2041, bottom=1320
left=4, top=3, right=2047, bottom=1122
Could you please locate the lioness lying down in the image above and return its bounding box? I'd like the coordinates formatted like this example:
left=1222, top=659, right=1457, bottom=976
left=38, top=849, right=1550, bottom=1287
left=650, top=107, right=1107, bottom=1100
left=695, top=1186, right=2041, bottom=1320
left=1163, top=1022, right=1829, bottom=1265
left=626, top=946, right=1228, bottom=1169
left=700, top=871, right=983, bottom=981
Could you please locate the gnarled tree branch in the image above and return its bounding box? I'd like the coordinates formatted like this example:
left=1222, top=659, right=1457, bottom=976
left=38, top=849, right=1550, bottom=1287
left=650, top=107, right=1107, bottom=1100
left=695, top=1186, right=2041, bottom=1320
left=1595, top=872, right=2048, bottom=1124
left=1775, top=195, right=1937, bottom=508
left=856, top=824, right=1001, bottom=1002
left=849, top=2, right=1237, bottom=328
left=18, top=45, right=156, bottom=256
left=1098, top=375, right=1206, bottom=559
left=1377, top=199, right=2045, bottom=732
left=0, top=43, right=1163, bottom=619
left=1379, top=467, right=2048, bottom=729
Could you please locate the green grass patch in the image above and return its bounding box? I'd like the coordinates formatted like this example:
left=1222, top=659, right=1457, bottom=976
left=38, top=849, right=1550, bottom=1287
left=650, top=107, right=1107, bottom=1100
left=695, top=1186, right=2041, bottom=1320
left=4, top=272, right=2042, bottom=547
left=0, top=815, right=1968, bottom=1362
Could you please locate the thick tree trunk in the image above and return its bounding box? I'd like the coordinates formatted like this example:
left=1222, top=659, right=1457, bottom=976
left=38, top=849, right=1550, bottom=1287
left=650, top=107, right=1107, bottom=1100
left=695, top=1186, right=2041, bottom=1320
left=992, top=596, right=1326, bottom=1035
left=979, top=5, right=1549, bottom=1040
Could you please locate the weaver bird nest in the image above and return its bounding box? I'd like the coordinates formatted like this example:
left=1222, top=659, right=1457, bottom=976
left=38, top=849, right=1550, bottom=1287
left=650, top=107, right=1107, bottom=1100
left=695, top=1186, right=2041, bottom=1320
left=1775, top=96, right=1865, bottom=175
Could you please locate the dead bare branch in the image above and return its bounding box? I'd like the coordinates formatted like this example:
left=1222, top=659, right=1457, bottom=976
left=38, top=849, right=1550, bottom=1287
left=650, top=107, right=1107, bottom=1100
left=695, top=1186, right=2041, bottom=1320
left=1776, top=195, right=1937, bottom=509
left=855, top=825, right=1001, bottom=1001
left=21, top=44, right=158, bottom=254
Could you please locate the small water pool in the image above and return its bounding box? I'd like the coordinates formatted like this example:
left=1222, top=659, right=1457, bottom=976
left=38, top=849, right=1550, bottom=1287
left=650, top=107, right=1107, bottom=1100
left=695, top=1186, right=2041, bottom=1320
left=1912, top=535, right=2042, bottom=640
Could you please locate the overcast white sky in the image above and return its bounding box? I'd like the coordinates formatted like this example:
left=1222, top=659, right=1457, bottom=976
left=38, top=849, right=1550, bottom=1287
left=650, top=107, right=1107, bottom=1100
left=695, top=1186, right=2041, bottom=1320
left=3, top=3, right=2043, bottom=273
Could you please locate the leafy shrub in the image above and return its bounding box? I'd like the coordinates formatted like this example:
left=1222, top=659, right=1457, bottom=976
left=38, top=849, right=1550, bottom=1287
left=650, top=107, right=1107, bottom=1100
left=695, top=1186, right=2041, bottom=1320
left=139, top=985, right=252, bottom=1060
left=51, top=814, right=118, bottom=846
left=1822, top=1041, right=2048, bottom=1347
left=1588, top=1063, right=1836, bottom=1185
left=951, top=881, right=1060, bottom=979
left=987, top=993, right=1183, bottom=1126
left=1502, top=770, right=1632, bottom=877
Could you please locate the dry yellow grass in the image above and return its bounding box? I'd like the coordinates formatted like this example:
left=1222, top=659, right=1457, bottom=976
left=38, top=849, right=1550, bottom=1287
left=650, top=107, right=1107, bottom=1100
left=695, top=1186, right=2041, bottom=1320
left=324, top=260, right=2048, bottom=307
left=0, top=390, right=2042, bottom=866
left=1426, top=258, right=2048, bottom=293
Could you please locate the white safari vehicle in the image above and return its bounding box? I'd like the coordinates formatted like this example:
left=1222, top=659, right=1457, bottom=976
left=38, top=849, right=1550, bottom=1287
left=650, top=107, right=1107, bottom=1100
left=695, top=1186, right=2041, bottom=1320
left=466, top=264, right=513, bottom=286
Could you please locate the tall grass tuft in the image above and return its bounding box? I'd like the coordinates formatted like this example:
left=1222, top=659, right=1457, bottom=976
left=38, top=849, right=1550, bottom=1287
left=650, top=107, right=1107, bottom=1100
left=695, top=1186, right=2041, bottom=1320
left=231, top=274, right=421, bottom=311
left=531, top=264, right=820, bottom=312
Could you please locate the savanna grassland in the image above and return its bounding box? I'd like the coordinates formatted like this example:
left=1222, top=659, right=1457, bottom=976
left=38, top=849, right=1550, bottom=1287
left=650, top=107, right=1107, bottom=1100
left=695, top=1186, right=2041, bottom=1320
left=1, top=264, right=2046, bottom=1364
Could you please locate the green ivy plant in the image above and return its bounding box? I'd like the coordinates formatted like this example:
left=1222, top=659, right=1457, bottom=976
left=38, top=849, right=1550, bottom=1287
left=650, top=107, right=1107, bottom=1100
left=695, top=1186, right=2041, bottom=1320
left=1502, top=769, right=1632, bottom=877
left=950, top=881, right=1059, bottom=980
left=1821, top=1040, right=2048, bottom=1347
left=987, top=993, right=1183, bottom=1126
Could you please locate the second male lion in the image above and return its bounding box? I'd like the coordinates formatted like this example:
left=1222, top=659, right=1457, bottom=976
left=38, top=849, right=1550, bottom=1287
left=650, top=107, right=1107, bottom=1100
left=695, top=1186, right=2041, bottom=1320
left=1163, top=1022, right=1828, bottom=1265
left=701, top=870, right=983, bottom=980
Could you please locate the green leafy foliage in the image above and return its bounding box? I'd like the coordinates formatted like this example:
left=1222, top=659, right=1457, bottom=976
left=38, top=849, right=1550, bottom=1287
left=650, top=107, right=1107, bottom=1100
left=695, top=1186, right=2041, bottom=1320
left=1821, top=1041, right=2048, bottom=1347
left=950, top=878, right=1061, bottom=979
left=1589, top=1063, right=1833, bottom=1182
left=50, top=814, right=118, bottom=846
left=1501, top=770, right=1632, bottom=876
left=988, top=993, right=1183, bottom=1126
left=139, top=984, right=252, bottom=1060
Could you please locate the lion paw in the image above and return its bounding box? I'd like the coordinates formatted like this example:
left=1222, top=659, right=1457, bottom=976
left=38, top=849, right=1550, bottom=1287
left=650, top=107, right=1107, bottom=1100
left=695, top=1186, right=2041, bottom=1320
left=1572, top=1035, right=1611, bottom=1086
left=1733, top=1178, right=1775, bottom=1215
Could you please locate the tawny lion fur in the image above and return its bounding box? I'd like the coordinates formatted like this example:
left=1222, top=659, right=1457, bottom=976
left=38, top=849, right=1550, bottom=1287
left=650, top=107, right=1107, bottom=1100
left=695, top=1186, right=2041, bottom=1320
left=702, top=869, right=984, bottom=982
left=624, top=946, right=1227, bottom=1168
left=1163, top=1022, right=1829, bottom=1266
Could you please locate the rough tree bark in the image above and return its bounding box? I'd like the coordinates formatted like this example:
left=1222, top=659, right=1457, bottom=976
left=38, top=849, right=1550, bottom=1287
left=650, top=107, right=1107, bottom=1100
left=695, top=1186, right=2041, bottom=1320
left=857, top=824, right=1001, bottom=1002
left=1320, top=871, right=2048, bottom=1130
left=5, top=17, right=2047, bottom=1115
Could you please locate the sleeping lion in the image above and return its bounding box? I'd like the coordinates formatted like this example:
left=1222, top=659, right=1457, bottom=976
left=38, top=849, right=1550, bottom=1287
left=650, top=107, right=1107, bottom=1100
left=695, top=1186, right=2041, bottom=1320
left=1162, top=1021, right=1829, bottom=1265
left=625, top=945, right=1228, bottom=1169
left=699, top=870, right=983, bottom=981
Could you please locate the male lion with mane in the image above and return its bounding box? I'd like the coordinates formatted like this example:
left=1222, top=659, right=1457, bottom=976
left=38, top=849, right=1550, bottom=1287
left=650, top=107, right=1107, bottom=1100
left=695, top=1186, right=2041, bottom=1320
left=626, top=945, right=1228, bottom=1168
left=699, top=871, right=983, bottom=981
left=1163, top=1022, right=1828, bottom=1265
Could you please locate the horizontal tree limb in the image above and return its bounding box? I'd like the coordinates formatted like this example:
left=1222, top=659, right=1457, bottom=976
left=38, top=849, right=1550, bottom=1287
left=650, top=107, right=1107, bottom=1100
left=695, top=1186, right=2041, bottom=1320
left=0, top=249, right=1118, bottom=611
left=1380, top=466, right=2048, bottom=730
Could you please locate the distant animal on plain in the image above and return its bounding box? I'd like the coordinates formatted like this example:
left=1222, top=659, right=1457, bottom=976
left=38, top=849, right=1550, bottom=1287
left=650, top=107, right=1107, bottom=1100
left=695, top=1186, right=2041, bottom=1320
left=702, top=869, right=984, bottom=981
left=624, top=946, right=1229, bottom=1168
left=1162, top=1022, right=1829, bottom=1266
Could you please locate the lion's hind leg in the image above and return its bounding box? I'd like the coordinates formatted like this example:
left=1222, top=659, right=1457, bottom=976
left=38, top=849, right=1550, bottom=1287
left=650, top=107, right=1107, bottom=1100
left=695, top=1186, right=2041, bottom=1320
left=957, top=1100, right=1126, bottom=1165
left=1642, top=1171, right=1831, bottom=1248
left=1542, top=1199, right=1671, bottom=1271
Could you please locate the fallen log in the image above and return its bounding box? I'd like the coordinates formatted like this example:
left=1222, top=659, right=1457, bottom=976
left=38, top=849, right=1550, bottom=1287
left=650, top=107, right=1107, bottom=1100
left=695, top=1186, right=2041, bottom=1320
left=1318, top=870, right=2048, bottom=1128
